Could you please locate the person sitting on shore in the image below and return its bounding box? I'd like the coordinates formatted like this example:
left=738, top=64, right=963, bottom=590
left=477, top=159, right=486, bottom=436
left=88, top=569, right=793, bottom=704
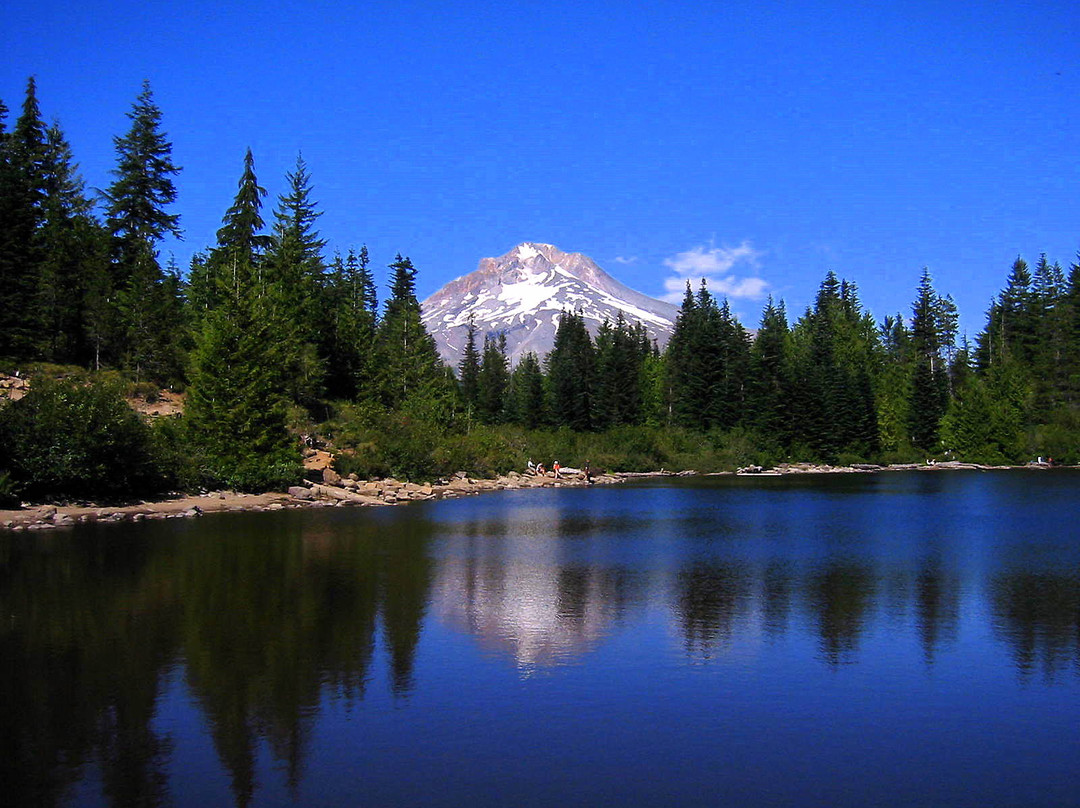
left=553, top=460, right=561, bottom=479
left=527, top=459, right=537, bottom=475
left=536, top=462, right=546, bottom=477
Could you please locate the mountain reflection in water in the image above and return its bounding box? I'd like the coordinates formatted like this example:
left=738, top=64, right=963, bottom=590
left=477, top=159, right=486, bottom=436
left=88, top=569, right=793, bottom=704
left=2, top=471, right=1078, bottom=807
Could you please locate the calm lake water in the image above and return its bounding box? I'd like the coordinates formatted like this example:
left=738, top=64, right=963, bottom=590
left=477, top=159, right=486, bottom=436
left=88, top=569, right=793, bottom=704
left=3, top=471, right=1079, bottom=807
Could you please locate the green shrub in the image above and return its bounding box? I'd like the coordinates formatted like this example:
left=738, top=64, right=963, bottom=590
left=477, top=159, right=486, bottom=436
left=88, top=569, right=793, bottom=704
left=128, top=381, right=160, bottom=404
left=0, top=470, right=19, bottom=508
left=0, top=376, right=170, bottom=501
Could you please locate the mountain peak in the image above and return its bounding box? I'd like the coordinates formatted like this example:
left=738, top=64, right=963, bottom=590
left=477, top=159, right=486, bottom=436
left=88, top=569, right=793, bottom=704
left=421, top=243, right=678, bottom=366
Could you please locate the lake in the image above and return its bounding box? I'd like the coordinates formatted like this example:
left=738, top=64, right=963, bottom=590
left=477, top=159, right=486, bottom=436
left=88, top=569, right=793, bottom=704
left=3, top=470, right=1079, bottom=807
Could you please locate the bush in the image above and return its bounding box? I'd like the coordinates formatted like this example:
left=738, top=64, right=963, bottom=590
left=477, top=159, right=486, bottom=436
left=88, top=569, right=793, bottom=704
left=0, top=470, right=19, bottom=508
left=128, top=380, right=160, bottom=404
left=0, top=376, right=170, bottom=501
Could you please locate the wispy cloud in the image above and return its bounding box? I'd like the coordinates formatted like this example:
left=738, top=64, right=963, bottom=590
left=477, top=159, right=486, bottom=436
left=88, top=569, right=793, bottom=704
left=613, top=255, right=638, bottom=265
left=660, top=242, right=768, bottom=303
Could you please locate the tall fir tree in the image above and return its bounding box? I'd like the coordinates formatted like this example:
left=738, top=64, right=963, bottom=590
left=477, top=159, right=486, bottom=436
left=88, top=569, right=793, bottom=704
left=665, top=282, right=710, bottom=427
left=375, top=254, right=449, bottom=410
left=594, top=312, right=645, bottom=428
left=185, top=288, right=300, bottom=490
left=36, top=121, right=105, bottom=364
left=103, top=81, right=183, bottom=379
left=747, top=296, right=791, bottom=441
left=104, top=80, right=181, bottom=283
left=907, top=268, right=952, bottom=452
left=477, top=333, right=509, bottom=423
left=508, top=351, right=546, bottom=428
left=458, top=316, right=481, bottom=415
left=0, top=79, right=49, bottom=359
left=324, top=247, right=378, bottom=401
left=264, top=154, right=327, bottom=404
left=547, top=310, right=595, bottom=431
left=216, top=148, right=272, bottom=266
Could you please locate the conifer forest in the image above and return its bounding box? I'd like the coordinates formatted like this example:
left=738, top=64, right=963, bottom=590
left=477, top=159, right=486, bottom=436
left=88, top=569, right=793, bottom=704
left=2, top=79, right=1079, bottom=500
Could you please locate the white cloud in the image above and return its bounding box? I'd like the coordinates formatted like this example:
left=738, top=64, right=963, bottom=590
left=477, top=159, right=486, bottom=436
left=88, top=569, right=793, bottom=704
left=660, top=242, right=768, bottom=303
left=613, top=255, right=638, bottom=265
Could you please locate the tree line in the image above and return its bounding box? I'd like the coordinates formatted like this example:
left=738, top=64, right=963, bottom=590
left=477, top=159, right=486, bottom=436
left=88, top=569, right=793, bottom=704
left=2, top=77, right=1079, bottom=497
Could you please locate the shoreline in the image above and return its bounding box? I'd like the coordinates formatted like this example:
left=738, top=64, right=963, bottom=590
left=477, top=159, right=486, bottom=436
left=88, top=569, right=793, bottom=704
left=0, top=461, right=1060, bottom=532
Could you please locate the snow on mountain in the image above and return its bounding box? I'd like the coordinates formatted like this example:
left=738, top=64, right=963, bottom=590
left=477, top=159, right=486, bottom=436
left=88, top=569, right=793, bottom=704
left=421, top=243, right=679, bottom=367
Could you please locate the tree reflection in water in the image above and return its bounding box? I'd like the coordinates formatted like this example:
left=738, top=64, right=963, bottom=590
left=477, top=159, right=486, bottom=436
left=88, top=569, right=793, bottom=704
left=2, top=482, right=1079, bottom=806
left=0, top=511, right=434, bottom=808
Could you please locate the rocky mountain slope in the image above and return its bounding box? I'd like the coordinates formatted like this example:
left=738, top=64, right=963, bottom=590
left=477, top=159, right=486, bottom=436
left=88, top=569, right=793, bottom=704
left=421, top=243, right=678, bottom=366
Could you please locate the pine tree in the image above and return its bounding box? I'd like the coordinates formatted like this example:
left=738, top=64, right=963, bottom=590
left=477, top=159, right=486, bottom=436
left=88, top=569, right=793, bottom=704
left=186, top=163, right=300, bottom=487
left=0, top=79, right=49, bottom=359
left=103, top=81, right=183, bottom=379
left=547, top=311, right=595, bottom=430
left=747, top=296, right=790, bottom=441
left=1029, top=254, right=1068, bottom=413
left=1062, top=254, right=1080, bottom=407
left=186, top=289, right=300, bottom=490
left=36, top=121, right=107, bottom=364
left=458, top=317, right=481, bottom=414
left=875, top=313, right=912, bottom=453
left=666, top=281, right=716, bottom=428
left=786, top=272, right=881, bottom=460
left=323, top=247, right=378, bottom=401
left=977, top=257, right=1037, bottom=372
left=104, top=81, right=181, bottom=283
left=594, top=312, right=645, bottom=428
left=477, top=333, right=509, bottom=423
left=264, top=154, right=327, bottom=404
left=508, top=351, right=546, bottom=428
left=375, top=255, right=449, bottom=410
left=216, top=148, right=272, bottom=265
left=907, top=268, right=951, bottom=453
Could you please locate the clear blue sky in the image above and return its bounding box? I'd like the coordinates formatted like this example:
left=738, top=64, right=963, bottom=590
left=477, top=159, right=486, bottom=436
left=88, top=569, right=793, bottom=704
left=4, top=0, right=1077, bottom=335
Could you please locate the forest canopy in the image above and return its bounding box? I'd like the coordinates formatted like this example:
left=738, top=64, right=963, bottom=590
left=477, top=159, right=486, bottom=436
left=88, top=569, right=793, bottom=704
left=2, top=78, right=1078, bottom=498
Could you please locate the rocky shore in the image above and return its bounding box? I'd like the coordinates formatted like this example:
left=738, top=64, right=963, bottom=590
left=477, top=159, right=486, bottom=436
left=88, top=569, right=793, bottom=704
left=0, top=460, right=1056, bottom=533
left=0, top=468, right=626, bottom=532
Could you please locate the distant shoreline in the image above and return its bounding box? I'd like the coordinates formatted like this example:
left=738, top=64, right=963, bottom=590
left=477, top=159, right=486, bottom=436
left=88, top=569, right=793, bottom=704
left=0, top=462, right=1061, bottom=532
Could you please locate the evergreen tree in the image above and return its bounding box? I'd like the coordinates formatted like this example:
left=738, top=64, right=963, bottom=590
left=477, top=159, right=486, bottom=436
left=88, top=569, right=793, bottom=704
left=477, top=333, right=509, bottom=423
left=35, top=121, right=104, bottom=364
left=747, top=296, right=790, bottom=440
left=977, top=256, right=1036, bottom=372
left=1062, top=254, right=1080, bottom=407
left=264, top=154, right=327, bottom=404
left=323, top=247, right=378, bottom=401
left=1029, top=254, right=1069, bottom=413
left=104, top=81, right=181, bottom=283
left=0, top=79, right=49, bottom=359
left=875, top=313, right=913, bottom=453
left=665, top=281, right=713, bottom=427
left=787, top=272, right=880, bottom=460
left=547, top=311, right=595, bottom=430
left=103, top=81, right=183, bottom=379
left=907, top=268, right=952, bottom=453
left=186, top=289, right=301, bottom=490
left=266, top=154, right=325, bottom=327
left=216, top=148, right=272, bottom=265
left=458, top=317, right=481, bottom=415
left=508, top=351, right=546, bottom=428
left=714, top=297, right=752, bottom=429
left=375, top=255, right=449, bottom=410
left=594, top=312, right=645, bottom=428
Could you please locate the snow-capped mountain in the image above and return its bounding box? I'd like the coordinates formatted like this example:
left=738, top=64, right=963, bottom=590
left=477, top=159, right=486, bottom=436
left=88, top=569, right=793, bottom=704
left=421, top=243, right=679, bottom=366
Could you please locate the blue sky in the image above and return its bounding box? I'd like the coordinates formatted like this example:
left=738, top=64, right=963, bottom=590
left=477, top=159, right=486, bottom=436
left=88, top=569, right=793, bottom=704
left=3, top=0, right=1077, bottom=335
